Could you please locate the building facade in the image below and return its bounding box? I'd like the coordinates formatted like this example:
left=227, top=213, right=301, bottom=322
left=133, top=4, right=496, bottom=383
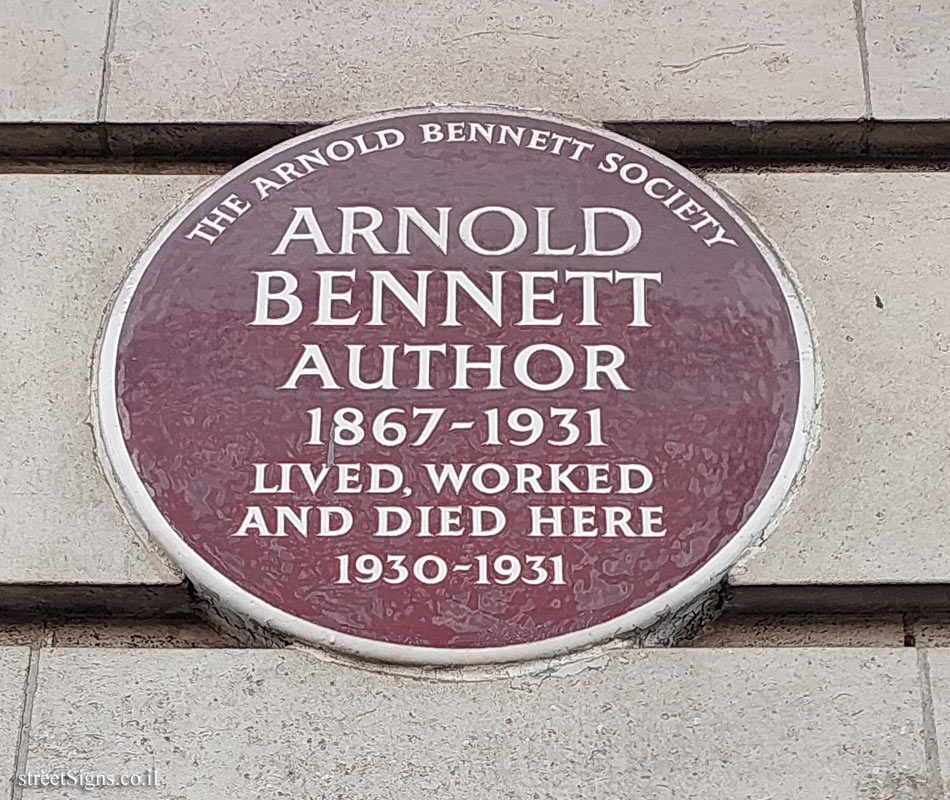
left=1, top=0, right=949, bottom=797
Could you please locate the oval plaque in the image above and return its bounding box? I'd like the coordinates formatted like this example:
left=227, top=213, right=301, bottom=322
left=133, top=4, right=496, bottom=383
left=98, top=108, right=814, bottom=664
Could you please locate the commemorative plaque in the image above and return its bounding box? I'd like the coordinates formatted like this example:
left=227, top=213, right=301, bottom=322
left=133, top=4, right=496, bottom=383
left=98, top=108, right=814, bottom=664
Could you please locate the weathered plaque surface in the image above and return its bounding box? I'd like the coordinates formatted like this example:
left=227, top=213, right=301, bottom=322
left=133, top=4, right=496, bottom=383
left=98, top=108, right=814, bottom=664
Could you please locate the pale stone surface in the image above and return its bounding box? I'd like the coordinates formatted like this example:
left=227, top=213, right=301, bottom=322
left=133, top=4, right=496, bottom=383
left=25, top=648, right=928, bottom=799
left=865, top=0, right=950, bottom=119
left=105, top=0, right=865, bottom=123
left=925, top=649, right=950, bottom=797
left=0, top=175, right=209, bottom=584
left=0, top=0, right=110, bottom=122
left=686, top=613, right=904, bottom=647
left=0, top=648, right=31, bottom=794
left=710, top=173, right=950, bottom=585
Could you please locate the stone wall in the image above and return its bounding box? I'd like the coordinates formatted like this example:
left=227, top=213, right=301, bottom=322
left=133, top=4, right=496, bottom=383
left=1, top=1, right=949, bottom=797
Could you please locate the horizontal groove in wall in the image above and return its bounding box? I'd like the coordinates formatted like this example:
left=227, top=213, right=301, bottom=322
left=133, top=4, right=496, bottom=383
left=0, top=609, right=930, bottom=649
left=0, top=584, right=194, bottom=618
left=0, top=582, right=945, bottom=620
left=2, top=120, right=950, bottom=172
left=728, top=585, right=950, bottom=614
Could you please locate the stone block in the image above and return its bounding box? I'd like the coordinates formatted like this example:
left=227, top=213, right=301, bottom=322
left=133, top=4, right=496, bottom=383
left=24, top=647, right=929, bottom=799
left=866, top=0, right=950, bottom=119
left=104, top=0, right=865, bottom=123
left=0, top=648, right=32, bottom=796
left=0, top=0, right=110, bottom=122
left=923, top=648, right=950, bottom=797
left=6, top=171, right=949, bottom=596
left=710, top=173, right=950, bottom=585
left=0, top=175, right=207, bottom=585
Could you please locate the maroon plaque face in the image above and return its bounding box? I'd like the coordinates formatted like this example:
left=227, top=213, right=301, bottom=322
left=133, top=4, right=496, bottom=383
left=98, top=108, right=813, bottom=664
